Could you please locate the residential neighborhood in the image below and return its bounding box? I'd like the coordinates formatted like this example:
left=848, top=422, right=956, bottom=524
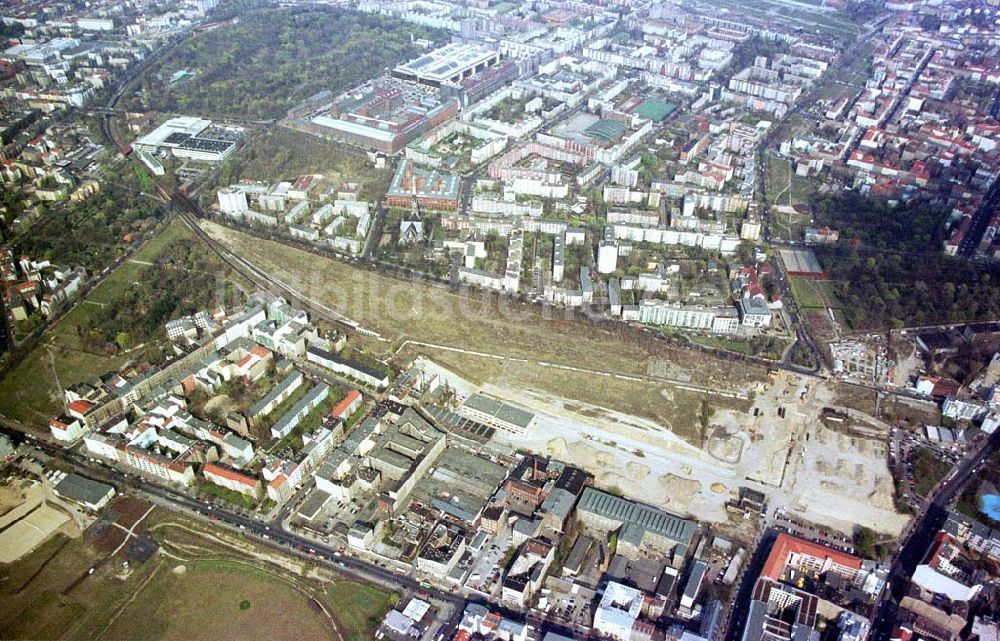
left=1, top=0, right=1000, bottom=640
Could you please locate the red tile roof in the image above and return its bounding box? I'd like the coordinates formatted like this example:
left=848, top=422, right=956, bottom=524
left=204, top=462, right=258, bottom=488
left=934, top=380, right=961, bottom=397
left=760, top=533, right=863, bottom=581
left=67, top=399, right=94, bottom=415
left=330, top=389, right=362, bottom=418
left=892, top=627, right=913, bottom=641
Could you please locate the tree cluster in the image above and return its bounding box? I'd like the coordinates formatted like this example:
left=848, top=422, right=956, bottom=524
left=811, top=190, right=947, bottom=254
left=12, top=180, right=163, bottom=271
left=723, top=36, right=791, bottom=77
left=129, top=7, right=447, bottom=120
left=818, top=246, right=1000, bottom=330
left=79, top=238, right=230, bottom=351
left=808, top=190, right=1000, bottom=331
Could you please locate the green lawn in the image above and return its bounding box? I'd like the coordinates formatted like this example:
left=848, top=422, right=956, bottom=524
left=0, top=221, right=196, bottom=427
left=326, top=581, right=397, bottom=641
left=197, top=481, right=260, bottom=510
left=788, top=276, right=828, bottom=309
left=912, top=447, right=952, bottom=497
left=0, top=345, right=132, bottom=423
left=789, top=173, right=815, bottom=206
left=689, top=335, right=752, bottom=355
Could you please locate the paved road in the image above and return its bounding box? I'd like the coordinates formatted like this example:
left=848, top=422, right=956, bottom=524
left=867, top=428, right=1000, bottom=641
left=723, top=529, right=775, bottom=641
left=753, top=18, right=888, bottom=373
left=956, top=174, right=1000, bottom=258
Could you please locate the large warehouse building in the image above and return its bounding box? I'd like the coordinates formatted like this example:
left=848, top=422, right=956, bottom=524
left=54, top=473, right=115, bottom=511
left=132, top=116, right=241, bottom=162
left=392, top=43, right=501, bottom=88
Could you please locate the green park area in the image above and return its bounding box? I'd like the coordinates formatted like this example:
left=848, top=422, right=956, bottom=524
left=0, top=508, right=396, bottom=641
left=912, top=447, right=952, bottom=497
left=127, top=7, right=445, bottom=120
left=0, top=220, right=236, bottom=426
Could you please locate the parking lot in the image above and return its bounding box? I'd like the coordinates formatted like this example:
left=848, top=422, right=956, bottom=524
left=463, top=531, right=511, bottom=597
left=772, top=509, right=857, bottom=555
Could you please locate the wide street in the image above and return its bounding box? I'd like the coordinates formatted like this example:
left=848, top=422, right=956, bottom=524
left=867, top=427, right=1000, bottom=641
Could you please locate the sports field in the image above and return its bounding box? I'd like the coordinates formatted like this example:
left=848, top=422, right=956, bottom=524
left=779, top=248, right=824, bottom=276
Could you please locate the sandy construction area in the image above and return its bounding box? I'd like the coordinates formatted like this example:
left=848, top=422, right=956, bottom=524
left=419, top=359, right=907, bottom=534
left=782, top=424, right=908, bottom=533
left=0, top=477, right=88, bottom=563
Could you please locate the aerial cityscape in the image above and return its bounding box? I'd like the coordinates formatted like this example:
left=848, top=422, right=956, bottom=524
left=0, top=0, right=999, bottom=640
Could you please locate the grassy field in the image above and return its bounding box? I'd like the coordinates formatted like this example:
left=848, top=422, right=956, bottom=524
left=789, top=276, right=828, bottom=309
left=0, top=346, right=119, bottom=423
left=102, top=559, right=336, bottom=641
left=788, top=277, right=847, bottom=345
left=766, top=156, right=792, bottom=203
left=135, top=512, right=395, bottom=641
left=84, top=224, right=192, bottom=307
left=2, top=505, right=399, bottom=641
left=0, top=534, right=151, bottom=641
left=327, top=581, right=397, bottom=641
left=689, top=334, right=752, bottom=355
left=708, top=0, right=860, bottom=42
left=401, top=341, right=751, bottom=445
left=0, top=221, right=212, bottom=426
left=913, top=447, right=953, bottom=497
left=204, top=222, right=765, bottom=444
left=764, top=156, right=816, bottom=241
left=203, top=222, right=765, bottom=388
left=127, top=7, right=444, bottom=120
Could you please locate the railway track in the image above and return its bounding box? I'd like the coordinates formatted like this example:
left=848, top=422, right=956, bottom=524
left=97, top=63, right=371, bottom=338
left=167, top=190, right=369, bottom=335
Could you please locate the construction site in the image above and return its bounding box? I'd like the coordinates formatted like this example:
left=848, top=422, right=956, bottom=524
left=421, top=357, right=906, bottom=535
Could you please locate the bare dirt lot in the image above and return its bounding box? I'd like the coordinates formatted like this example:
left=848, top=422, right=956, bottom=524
left=419, top=358, right=908, bottom=534
left=0, top=505, right=71, bottom=563
left=0, top=479, right=82, bottom=564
